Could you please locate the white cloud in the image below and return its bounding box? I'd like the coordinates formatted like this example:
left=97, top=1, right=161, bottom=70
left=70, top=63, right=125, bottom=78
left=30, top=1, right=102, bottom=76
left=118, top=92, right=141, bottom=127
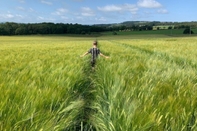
left=95, top=17, right=107, bottom=22
left=0, top=13, right=23, bottom=21
left=81, top=7, right=95, bottom=16
left=38, top=16, right=44, bottom=20
left=97, top=4, right=138, bottom=14
left=98, top=5, right=122, bottom=12
left=123, top=4, right=138, bottom=14
left=16, top=14, right=23, bottom=18
left=41, top=0, right=53, bottom=5
left=6, top=14, right=14, bottom=18
left=52, top=8, right=68, bottom=16
left=36, top=16, right=56, bottom=22
left=137, top=0, right=162, bottom=8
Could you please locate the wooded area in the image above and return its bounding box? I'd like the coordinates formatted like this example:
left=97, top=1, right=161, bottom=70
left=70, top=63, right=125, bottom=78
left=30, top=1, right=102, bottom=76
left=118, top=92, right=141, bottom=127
left=0, top=21, right=196, bottom=35
left=0, top=22, right=107, bottom=35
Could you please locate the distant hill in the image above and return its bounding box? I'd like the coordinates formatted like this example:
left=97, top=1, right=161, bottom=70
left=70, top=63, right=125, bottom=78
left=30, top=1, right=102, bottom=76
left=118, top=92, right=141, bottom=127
left=94, top=21, right=197, bottom=27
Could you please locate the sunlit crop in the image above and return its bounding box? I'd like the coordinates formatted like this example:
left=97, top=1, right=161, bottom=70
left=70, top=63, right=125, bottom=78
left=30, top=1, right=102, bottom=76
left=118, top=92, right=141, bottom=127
left=0, top=35, right=197, bottom=131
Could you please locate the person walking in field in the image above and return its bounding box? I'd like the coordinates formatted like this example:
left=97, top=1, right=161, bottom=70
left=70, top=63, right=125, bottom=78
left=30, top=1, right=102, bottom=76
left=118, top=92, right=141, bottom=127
left=80, top=40, right=109, bottom=69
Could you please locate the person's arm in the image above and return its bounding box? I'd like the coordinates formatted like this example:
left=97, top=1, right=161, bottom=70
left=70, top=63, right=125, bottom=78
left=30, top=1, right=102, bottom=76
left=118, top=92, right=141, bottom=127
left=80, top=52, right=89, bottom=57
left=100, top=53, right=109, bottom=59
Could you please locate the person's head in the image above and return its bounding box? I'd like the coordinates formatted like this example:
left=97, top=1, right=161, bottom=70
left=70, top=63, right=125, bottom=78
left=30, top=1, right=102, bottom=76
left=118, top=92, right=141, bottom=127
left=93, top=40, right=98, bottom=46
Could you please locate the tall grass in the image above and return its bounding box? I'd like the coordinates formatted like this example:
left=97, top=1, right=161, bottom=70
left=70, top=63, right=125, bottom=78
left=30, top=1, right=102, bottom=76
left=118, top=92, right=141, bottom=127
left=0, top=36, right=90, bottom=130
left=0, top=36, right=197, bottom=130
left=92, top=39, right=197, bottom=130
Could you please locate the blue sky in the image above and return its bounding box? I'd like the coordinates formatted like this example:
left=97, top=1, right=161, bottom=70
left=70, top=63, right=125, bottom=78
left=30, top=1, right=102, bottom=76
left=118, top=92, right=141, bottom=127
left=1, top=0, right=197, bottom=24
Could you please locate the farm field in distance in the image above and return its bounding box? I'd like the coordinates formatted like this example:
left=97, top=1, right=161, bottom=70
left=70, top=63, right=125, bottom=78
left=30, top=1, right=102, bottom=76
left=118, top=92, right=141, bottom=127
left=0, top=35, right=197, bottom=131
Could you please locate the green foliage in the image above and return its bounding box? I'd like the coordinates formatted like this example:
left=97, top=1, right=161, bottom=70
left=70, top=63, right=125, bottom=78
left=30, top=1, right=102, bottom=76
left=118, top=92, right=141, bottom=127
left=0, top=22, right=107, bottom=35
left=112, top=31, right=117, bottom=35
left=1, top=21, right=197, bottom=36
left=183, top=28, right=194, bottom=34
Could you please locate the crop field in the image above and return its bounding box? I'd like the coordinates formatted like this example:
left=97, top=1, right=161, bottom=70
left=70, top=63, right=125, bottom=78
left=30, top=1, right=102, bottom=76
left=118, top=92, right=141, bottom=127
left=0, top=35, right=197, bottom=131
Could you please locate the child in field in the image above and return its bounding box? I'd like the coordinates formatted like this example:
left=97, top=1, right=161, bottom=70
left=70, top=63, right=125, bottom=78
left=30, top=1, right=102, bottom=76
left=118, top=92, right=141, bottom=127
left=80, top=40, right=109, bottom=69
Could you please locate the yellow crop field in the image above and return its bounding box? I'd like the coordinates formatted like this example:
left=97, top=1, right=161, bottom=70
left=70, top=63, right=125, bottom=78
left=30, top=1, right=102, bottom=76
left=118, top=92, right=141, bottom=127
left=0, top=35, right=197, bottom=131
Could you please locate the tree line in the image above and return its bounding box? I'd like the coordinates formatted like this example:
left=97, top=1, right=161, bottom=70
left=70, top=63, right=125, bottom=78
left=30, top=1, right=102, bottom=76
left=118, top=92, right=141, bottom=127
left=0, top=22, right=108, bottom=35
left=0, top=22, right=196, bottom=35
left=0, top=22, right=156, bottom=35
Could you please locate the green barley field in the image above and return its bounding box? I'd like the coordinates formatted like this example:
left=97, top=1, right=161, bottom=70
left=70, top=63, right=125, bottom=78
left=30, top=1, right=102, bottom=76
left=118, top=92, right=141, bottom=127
left=0, top=35, right=197, bottom=131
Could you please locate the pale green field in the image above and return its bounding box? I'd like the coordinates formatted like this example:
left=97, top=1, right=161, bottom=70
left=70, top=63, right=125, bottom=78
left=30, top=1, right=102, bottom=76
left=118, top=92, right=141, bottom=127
left=0, top=35, right=197, bottom=131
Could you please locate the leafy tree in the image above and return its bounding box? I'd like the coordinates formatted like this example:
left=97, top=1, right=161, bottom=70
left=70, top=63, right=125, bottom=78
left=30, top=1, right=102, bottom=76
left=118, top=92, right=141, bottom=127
left=3, top=22, right=19, bottom=35
left=15, top=27, right=27, bottom=35
left=26, top=24, right=33, bottom=34
left=0, top=27, right=6, bottom=35
left=183, top=28, right=194, bottom=34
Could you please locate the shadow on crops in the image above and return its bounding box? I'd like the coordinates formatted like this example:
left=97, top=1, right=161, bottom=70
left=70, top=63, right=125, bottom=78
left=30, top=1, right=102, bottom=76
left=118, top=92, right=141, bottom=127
left=65, top=62, right=97, bottom=131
